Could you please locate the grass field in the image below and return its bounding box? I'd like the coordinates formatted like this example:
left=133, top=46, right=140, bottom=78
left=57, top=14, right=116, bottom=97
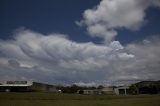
left=0, top=93, right=160, bottom=106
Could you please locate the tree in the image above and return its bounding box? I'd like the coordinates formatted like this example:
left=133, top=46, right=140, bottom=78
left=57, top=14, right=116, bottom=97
left=129, top=84, right=138, bottom=95
left=97, top=85, right=104, bottom=89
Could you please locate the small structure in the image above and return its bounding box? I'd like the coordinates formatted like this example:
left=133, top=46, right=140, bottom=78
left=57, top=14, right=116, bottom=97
left=101, top=87, right=115, bottom=95
left=0, top=81, right=32, bottom=92
left=114, top=86, right=130, bottom=95
left=0, top=80, right=58, bottom=92
left=82, top=89, right=102, bottom=95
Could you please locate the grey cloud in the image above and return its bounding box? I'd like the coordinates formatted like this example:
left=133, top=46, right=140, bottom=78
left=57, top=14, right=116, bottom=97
left=0, top=29, right=135, bottom=85
left=8, top=59, right=20, bottom=68
left=0, top=29, right=159, bottom=85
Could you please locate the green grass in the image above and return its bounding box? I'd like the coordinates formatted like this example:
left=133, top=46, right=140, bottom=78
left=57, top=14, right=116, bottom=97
left=0, top=93, right=160, bottom=106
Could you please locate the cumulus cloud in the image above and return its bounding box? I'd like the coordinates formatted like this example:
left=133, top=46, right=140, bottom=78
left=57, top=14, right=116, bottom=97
left=0, top=29, right=136, bottom=85
left=0, top=29, right=160, bottom=85
left=77, top=0, right=160, bottom=43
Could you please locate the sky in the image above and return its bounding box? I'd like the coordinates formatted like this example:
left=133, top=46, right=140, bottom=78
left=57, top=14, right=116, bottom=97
left=0, top=0, right=160, bottom=86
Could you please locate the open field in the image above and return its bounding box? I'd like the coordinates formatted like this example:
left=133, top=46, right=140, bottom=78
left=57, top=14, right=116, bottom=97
left=0, top=93, right=160, bottom=106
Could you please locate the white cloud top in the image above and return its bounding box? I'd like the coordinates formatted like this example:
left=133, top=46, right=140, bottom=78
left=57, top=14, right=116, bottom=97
left=77, top=0, right=160, bottom=43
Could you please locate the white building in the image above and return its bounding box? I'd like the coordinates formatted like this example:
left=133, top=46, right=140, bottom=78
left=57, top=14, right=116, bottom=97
left=114, top=86, right=130, bottom=95
left=101, top=87, right=115, bottom=94
left=0, top=81, right=57, bottom=92
left=82, top=89, right=102, bottom=95
left=0, top=81, right=32, bottom=87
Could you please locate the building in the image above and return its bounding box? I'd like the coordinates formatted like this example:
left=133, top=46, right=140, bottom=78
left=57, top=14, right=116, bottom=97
left=78, top=87, right=114, bottom=95
left=78, top=87, right=125, bottom=95
left=0, top=81, right=32, bottom=92
left=0, top=81, right=58, bottom=92
left=114, top=86, right=130, bottom=95
left=101, top=87, right=115, bottom=95
left=83, top=89, right=102, bottom=95
left=133, top=81, right=160, bottom=94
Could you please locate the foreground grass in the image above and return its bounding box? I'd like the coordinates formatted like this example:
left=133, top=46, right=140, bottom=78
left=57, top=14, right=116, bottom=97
left=0, top=93, right=160, bottom=106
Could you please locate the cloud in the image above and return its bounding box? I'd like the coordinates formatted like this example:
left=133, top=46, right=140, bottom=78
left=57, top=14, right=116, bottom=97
left=151, top=0, right=160, bottom=7
left=0, top=29, right=136, bottom=85
left=0, top=29, right=160, bottom=85
left=8, top=59, right=20, bottom=68
left=77, top=0, right=160, bottom=43
left=0, top=0, right=160, bottom=85
left=126, top=37, right=160, bottom=75
left=74, top=82, right=97, bottom=87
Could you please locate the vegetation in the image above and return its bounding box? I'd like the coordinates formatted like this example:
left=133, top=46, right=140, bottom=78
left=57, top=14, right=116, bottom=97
left=0, top=92, right=160, bottom=106
left=130, top=81, right=160, bottom=94
left=56, top=84, right=97, bottom=93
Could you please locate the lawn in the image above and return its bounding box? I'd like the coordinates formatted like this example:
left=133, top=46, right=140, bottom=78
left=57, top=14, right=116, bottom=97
left=0, top=93, right=160, bottom=106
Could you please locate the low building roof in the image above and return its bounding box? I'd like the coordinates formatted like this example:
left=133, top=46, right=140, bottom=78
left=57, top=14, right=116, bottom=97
left=114, top=86, right=129, bottom=89
left=0, top=81, right=33, bottom=87
left=102, top=87, right=114, bottom=91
